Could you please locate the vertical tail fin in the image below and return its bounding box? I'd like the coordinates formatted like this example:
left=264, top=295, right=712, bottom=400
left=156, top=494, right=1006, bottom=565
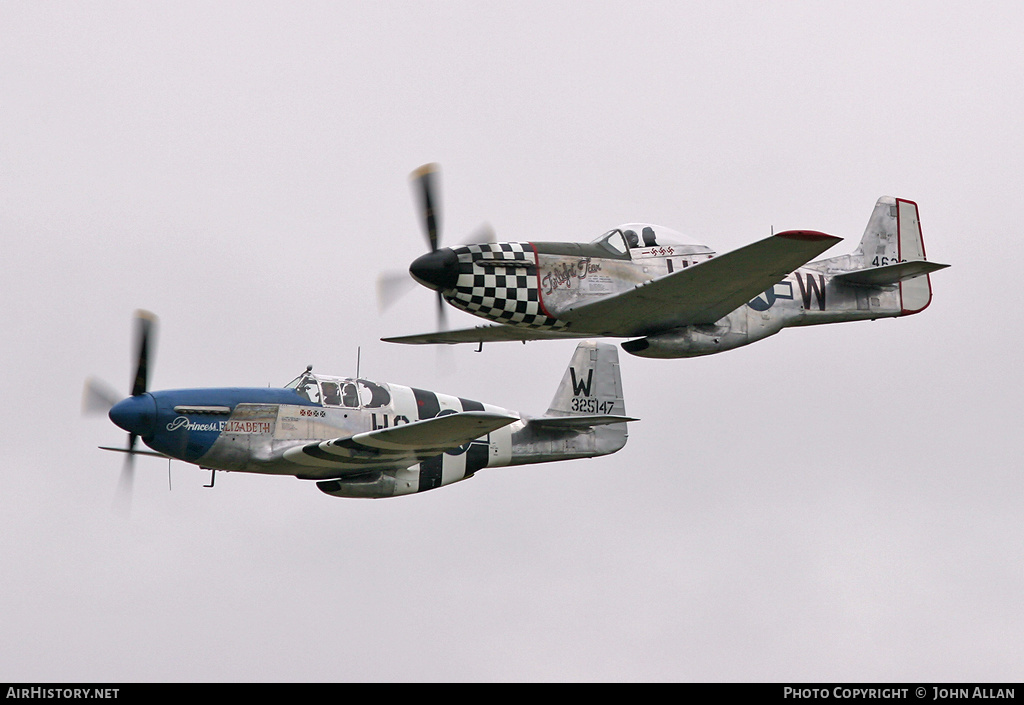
left=851, top=196, right=941, bottom=314
left=546, top=341, right=628, bottom=419
left=518, top=341, right=634, bottom=462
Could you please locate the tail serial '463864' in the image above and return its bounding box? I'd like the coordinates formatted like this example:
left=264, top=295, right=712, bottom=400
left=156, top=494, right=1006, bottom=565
left=85, top=313, right=635, bottom=500
left=381, top=165, right=949, bottom=358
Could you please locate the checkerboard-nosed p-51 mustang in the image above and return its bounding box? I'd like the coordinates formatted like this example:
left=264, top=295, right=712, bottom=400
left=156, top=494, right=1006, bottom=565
left=380, top=165, right=949, bottom=358
left=84, top=312, right=635, bottom=503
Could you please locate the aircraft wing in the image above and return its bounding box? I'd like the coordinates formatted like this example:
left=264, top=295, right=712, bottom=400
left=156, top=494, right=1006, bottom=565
left=99, top=446, right=170, bottom=459
left=282, top=410, right=518, bottom=470
left=559, top=230, right=842, bottom=336
left=382, top=324, right=591, bottom=346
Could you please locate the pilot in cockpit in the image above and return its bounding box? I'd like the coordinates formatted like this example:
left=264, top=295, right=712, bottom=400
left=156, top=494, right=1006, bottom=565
left=321, top=381, right=342, bottom=406
left=624, top=229, right=639, bottom=248
left=342, top=382, right=359, bottom=408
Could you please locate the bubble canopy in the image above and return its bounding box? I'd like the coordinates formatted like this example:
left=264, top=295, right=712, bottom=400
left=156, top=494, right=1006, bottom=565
left=591, top=224, right=712, bottom=256
left=284, top=372, right=392, bottom=409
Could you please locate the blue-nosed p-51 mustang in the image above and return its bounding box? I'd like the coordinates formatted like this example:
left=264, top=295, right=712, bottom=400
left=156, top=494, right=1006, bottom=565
left=85, top=313, right=636, bottom=500
left=381, top=165, right=949, bottom=358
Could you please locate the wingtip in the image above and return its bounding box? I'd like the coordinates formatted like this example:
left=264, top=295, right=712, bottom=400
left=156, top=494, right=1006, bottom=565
left=775, top=229, right=842, bottom=242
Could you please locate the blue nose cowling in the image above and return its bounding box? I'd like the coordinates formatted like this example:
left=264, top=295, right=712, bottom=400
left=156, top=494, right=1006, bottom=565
left=409, top=248, right=459, bottom=291
left=109, top=394, right=158, bottom=438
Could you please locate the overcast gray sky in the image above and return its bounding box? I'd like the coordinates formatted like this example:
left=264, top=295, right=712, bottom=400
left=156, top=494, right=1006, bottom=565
left=2, top=1, right=1021, bottom=682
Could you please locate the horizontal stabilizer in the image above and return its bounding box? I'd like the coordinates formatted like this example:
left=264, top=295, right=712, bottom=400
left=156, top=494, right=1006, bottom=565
left=834, top=260, right=950, bottom=287
left=382, top=324, right=589, bottom=346
left=528, top=414, right=638, bottom=429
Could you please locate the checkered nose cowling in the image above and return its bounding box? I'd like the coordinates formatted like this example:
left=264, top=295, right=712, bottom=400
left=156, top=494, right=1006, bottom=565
left=444, top=242, right=569, bottom=330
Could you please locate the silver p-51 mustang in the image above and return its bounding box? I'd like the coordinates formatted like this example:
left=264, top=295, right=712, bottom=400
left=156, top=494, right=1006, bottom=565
left=383, top=166, right=949, bottom=358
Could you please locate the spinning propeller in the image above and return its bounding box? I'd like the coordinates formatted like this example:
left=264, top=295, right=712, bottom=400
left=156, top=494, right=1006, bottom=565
left=376, top=163, right=493, bottom=330
left=82, top=310, right=158, bottom=514
left=410, top=163, right=450, bottom=328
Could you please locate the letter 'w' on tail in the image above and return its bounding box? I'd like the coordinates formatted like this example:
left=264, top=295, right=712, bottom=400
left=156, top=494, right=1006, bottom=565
left=546, top=341, right=627, bottom=417
left=845, top=196, right=950, bottom=314
left=570, top=368, right=593, bottom=396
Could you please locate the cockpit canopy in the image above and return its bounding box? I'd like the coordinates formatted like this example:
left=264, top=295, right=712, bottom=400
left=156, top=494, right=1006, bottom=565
left=285, top=372, right=392, bottom=408
left=591, top=223, right=712, bottom=257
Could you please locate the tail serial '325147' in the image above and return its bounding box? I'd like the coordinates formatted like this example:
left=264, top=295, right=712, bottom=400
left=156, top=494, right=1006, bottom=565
left=84, top=313, right=635, bottom=501
left=381, top=165, right=949, bottom=358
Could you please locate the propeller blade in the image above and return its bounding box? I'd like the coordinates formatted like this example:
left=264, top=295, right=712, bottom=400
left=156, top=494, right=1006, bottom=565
left=436, top=292, right=447, bottom=330
left=130, top=310, right=157, bottom=397
left=411, top=163, right=441, bottom=252
left=89, top=310, right=162, bottom=515
left=82, top=377, right=121, bottom=414
left=113, top=433, right=136, bottom=516
left=399, top=166, right=493, bottom=329
left=376, top=270, right=419, bottom=312
left=461, top=222, right=495, bottom=246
